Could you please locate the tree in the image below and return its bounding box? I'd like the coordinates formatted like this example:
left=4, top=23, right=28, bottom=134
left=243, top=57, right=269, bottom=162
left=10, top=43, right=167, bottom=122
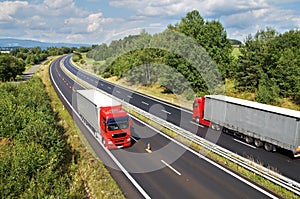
left=236, top=28, right=300, bottom=106
left=0, top=55, right=25, bottom=81
left=235, top=28, right=278, bottom=92
left=256, top=74, right=279, bottom=104
left=169, top=10, right=205, bottom=39
left=72, top=52, right=82, bottom=62
left=169, top=10, right=233, bottom=79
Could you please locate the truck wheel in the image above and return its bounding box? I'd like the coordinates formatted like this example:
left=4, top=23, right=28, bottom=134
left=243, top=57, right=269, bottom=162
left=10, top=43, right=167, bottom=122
left=222, top=128, right=229, bottom=134
left=101, top=137, right=105, bottom=146
left=264, top=142, right=273, bottom=152
left=254, top=139, right=263, bottom=147
left=211, top=123, right=221, bottom=131
left=245, top=136, right=253, bottom=144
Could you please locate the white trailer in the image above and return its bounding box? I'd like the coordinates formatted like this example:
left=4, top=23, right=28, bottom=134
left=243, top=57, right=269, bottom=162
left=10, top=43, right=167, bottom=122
left=76, top=89, right=132, bottom=149
left=76, top=89, right=121, bottom=133
left=203, top=95, right=300, bottom=157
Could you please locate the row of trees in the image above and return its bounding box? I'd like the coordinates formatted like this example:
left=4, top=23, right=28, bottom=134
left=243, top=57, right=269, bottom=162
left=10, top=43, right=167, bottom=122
left=0, top=46, right=91, bottom=82
left=86, top=10, right=300, bottom=106
left=0, top=77, right=84, bottom=198
left=236, top=28, right=300, bottom=104
left=87, top=10, right=232, bottom=99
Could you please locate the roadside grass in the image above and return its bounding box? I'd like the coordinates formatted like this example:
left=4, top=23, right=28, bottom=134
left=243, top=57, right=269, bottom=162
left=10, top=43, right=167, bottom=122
left=72, top=56, right=299, bottom=199
left=37, top=57, right=125, bottom=199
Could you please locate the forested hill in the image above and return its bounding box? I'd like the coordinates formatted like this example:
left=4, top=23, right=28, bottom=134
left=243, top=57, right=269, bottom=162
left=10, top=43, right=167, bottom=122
left=0, top=38, right=90, bottom=50
left=86, top=10, right=300, bottom=107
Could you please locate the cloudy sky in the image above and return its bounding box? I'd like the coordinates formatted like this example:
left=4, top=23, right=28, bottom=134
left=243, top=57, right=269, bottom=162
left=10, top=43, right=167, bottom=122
left=0, top=0, right=300, bottom=44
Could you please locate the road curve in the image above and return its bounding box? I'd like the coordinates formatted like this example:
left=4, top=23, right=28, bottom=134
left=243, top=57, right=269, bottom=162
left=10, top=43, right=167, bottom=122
left=51, top=55, right=280, bottom=199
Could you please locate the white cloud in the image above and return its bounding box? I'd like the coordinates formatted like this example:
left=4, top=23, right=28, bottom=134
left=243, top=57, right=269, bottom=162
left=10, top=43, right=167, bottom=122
left=223, top=5, right=300, bottom=41
left=0, top=1, right=28, bottom=21
left=65, top=12, right=114, bottom=33
left=87, top=13, right=104, bottom=32
left=0, top=0, right=299, bottom=43
left=44, top=0, right=75, bottom=9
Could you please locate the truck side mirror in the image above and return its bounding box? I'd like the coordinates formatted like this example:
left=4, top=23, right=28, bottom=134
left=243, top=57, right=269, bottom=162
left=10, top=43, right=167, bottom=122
left=102, top=121, right=107, bottom=132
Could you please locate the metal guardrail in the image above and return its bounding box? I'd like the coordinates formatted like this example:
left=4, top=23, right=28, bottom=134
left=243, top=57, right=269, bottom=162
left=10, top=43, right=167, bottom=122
left=62, top=56, right=300, bottom=196
left=124, top=101, right=300, bottom=196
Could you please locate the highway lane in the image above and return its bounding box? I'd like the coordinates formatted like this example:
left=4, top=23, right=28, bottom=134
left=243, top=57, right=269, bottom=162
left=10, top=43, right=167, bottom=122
left=63, top=55, right=300, bottom=183
left=50, top=56, right=146, bottom=198
left=52, top=55, right=280, bottom=198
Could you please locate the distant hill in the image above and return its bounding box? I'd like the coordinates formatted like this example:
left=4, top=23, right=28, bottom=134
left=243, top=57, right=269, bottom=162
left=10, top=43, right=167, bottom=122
left=229, top=39, right=242, bottom=45
left=0, top=38, right=91, bottom=50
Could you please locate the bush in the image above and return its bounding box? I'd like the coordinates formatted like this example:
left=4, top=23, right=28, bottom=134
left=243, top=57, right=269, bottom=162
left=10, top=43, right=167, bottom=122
left=0, top=77, right=78, bottom=198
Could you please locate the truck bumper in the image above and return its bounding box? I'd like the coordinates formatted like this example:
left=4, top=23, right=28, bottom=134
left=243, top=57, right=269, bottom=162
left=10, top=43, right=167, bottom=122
left=106, top=138, right=131, bottom=149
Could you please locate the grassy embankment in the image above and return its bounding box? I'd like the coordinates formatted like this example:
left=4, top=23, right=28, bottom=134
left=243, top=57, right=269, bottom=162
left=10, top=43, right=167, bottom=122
left=72, top=53, right=299, bottom=199
left=37, top=57, right=125, bottom=199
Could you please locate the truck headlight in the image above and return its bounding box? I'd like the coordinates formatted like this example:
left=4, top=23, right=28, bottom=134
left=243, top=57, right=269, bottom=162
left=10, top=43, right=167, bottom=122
left=108, top=140, right=113, bottom=145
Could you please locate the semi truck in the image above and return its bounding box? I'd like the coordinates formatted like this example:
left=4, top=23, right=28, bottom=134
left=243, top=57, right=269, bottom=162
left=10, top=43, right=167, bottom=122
left=192, top=95, right=300, bottom=157
left=76, top=89, right=132, bottom=149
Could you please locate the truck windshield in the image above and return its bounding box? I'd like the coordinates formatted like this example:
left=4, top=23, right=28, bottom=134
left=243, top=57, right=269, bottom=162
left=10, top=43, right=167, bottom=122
left=107, top=116, right=129, bottom=131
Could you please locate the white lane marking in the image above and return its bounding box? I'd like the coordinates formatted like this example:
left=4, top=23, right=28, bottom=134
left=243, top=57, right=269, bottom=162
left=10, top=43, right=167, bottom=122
left=50, top=60, right=151, bottom=199
left=190, top=121, right=205, bottom=128
left=233, top=139, right=257, bottom=149
left=142, top=101, right=149, bottom=106
left=131, top=136, right=138, bottom=142
left=129, top=113, right=279, bottom=199
left=161, top=109, right=171, bottom=115
left=100, top=83, right=104, bottom=86
left=127, top=95, right=133, bottom=99
left=116, top=90, right=121, bottom=93
left=108, top=86, right=111, bottom=89
left=161, top=160, right=181, bottom=176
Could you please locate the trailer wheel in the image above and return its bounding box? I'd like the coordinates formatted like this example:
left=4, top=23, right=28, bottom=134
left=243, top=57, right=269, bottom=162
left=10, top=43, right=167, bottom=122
left=222, top=128, right=229, bottom=134
left=245, top=136, right=253, bottom=144
left=254, top=139, right=263, bottom=147
left=264, top=142, right=274, bottom=152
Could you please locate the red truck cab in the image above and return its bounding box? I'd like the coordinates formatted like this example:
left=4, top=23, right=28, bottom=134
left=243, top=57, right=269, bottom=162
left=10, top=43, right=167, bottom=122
left=100, top=105, right=132, bottom=149
left=192, top=96, right=211, bottom=127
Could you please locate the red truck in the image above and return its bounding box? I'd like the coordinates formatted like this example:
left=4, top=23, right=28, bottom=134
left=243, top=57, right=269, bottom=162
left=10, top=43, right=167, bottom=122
left=192, top=95, right=300, bottom=157
left=76, top=89, right=132, bottom=149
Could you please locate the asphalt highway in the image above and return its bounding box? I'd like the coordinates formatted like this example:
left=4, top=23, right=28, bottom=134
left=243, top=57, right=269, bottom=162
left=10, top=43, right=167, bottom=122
left=50, top=55, right=280, bottom=198
left=62, top=55, right=300, bottom=185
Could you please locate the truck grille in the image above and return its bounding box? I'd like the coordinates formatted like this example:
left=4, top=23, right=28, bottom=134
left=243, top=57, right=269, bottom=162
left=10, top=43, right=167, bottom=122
left=112, top=132, right=127, bottom=138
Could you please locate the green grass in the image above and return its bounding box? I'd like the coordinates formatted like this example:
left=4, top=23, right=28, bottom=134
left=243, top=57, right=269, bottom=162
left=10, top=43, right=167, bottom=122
left=232, top=47, right=242, bottom=58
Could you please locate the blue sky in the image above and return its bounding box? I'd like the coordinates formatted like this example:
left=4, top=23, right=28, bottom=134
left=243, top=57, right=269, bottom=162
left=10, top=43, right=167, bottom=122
left=0, top=0, right=300, bottom=44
